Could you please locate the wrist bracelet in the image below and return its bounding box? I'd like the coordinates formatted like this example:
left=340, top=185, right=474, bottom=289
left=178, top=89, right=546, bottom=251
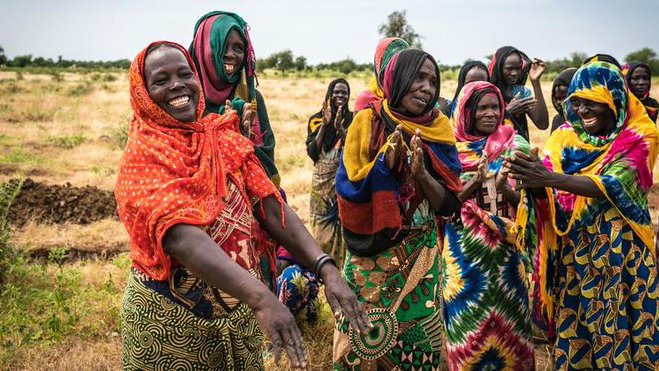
left=313, top=253, right=336, bottom=283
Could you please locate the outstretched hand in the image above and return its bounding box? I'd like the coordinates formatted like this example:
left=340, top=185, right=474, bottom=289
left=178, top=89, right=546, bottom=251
left=529, top=58, right=547, bottom=81
left=321, top=264, right=373, bottom=335
left=252, top=294, right=307, bottom=369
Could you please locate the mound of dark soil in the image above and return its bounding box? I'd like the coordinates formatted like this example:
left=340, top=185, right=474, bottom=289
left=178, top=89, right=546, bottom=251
left=7, top=178, right=118, bottom=227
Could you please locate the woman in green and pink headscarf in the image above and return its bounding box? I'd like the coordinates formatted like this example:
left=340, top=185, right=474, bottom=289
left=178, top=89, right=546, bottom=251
left=190, top=11, right=280, bottom=187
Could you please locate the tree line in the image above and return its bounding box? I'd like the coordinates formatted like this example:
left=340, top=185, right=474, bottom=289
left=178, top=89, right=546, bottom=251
left=1, top=9, right=658, bottom=75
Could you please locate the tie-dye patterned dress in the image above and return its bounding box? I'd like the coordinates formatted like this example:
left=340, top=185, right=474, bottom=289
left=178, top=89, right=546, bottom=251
left=441, top=81, right=536, bottom=370
left=531, top=62, right=659, bottom=369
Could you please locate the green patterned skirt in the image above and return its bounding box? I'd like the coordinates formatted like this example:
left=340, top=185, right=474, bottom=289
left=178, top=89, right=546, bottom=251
left=121, top=271, right=264, bottom=370
left=333, top=222, right=444, bottom=370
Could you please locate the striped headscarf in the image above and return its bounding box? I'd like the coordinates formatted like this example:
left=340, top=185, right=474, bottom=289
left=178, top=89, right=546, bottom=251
left=354, top=37, right=409, bottom=111
left=190, top=11, right=257, bottom=113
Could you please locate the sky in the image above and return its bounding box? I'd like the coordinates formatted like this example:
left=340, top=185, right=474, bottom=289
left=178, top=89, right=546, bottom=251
left=1, top=0, right=657, bottom=66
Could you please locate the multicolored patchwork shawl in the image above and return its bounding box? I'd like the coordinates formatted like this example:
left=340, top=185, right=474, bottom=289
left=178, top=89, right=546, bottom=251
left=529, top=61, right=659, bottom=320
left=116, top=41, right=282, bottom=281
left=337, top=99, right=462, bottom=255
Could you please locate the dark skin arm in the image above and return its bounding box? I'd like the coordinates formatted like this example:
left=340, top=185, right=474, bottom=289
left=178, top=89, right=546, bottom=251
left=256, top=196, right=371, bottom=335
left=163, top=225, right=307, bottom=369
left=163, top=196, right=372, bottom=369
left=504, top=150, right=605, bottom=199
left=526, top=59, right=549, bottom=130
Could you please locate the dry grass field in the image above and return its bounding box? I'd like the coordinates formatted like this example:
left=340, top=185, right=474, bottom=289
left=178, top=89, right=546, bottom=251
left=0, top=69, right=657, bottom=370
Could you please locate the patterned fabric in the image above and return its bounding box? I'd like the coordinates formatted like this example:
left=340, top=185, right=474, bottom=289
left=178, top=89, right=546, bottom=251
left=276, top=265, right=320, bottom=323
left=354, top=37, right=409, bottom=112
left=550, top=68, right=578, bottom=132
left=310, top=147, right=347, bottom=267
left=442, top=81, right=535, bottom=370
left=190, top=11, right=280, bottom=186
left=337, top=99, right=462, bottom=256
left=531, top=61, right=659, bottom=369
left=334, top=49, right=461, bottom=369
left=115, top=41, right=282, bottom=281
left=622, top=62, right=659, bottom=123
left=122, top=271, right=264, bottom=370
left=333, top=204, right=445, bottom=370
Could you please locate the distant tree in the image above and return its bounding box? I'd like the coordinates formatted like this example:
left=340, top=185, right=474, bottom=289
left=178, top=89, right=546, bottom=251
left=335, top=58, right=357, bottom=75
left=378, top=10, right=422, bottom=48
left=273, top=50, right=295, bottom=73
left=625, top=48, right=659, bottom=74
left=12, top=54, right=33, bottom=68
left=569, top=52, right=588, bottom=66
left=625, top=48, right=657, bottom=64
left=294, top=56, right=307, bottom=71
left=0, top=45, right=6, bottom=66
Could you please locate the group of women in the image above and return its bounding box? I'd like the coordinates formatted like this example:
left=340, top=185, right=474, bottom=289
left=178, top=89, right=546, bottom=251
left=114, top=9, right=659, bottom=371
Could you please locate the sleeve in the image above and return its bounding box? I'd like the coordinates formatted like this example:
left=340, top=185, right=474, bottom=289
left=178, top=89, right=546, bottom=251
left=305, top=114, right=322, bottom=163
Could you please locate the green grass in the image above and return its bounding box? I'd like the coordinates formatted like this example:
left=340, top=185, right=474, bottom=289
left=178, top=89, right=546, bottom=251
left=0, top=149, right=43, bottom=165
left=0, top=254, right=127, bottom=368
left=47, top=134, right=87, bottom=149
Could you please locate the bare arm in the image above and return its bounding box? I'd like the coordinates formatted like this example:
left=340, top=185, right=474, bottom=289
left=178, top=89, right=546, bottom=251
left=527, top=79, right=549, bottom=130
left=257, top=196, right=372, bottom=334
left=163, top=224, right=307, bottom=368
left=527, top=59, right=549, bottom=130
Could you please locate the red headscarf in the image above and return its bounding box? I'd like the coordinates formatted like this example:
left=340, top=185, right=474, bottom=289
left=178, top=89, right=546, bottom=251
left=116, top=41, right=281, bottom=280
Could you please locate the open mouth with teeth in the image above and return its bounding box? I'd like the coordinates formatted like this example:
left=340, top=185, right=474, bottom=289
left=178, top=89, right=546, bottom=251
left=224, top=64, right=237, bottom=75
left=168, top=96, right=190, bottom=108
left=581, top=116, right=598, bottom=128
left=413, top=97, right=429, bottom=106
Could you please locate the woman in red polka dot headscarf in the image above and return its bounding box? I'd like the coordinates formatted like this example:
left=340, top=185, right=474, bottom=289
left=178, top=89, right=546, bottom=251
left=116, top=41, right=371, bottom=370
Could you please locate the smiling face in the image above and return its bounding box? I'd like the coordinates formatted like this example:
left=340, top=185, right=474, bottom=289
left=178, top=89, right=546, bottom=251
left=464, top=66, right=488, bottom=85
left=502, top=52, right=522, bottom=86
left=399, top=58, right=437, bottom=116
left=223, top=29, right=245, bottom=77
left=629, top=67, right=650, bottom=98
left=472, top=93, right=500, bottom=135
left=144, top=46, right=200, bottom=123
left=332, top=82, right=349, bottom=108
left=570, top=97, right=616, bottom=136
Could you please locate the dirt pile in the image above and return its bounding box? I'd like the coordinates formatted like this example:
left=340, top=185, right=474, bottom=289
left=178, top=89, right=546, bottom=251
left=7, top=178, right=118, bottom=227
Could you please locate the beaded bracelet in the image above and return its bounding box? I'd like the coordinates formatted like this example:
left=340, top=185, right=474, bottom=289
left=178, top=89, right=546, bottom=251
left=313, top=253, right=336, bottom=284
